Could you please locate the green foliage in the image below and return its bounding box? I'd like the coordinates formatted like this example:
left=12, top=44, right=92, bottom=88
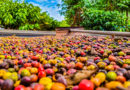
left=3, top=13, right=14, bottom=26
left=60, top=0, right=129, bottom=31
left=87, top=0, right=130, bottom=11
left=82, top=9, right=126, bottom=31
left=0, top=0, right=129, bottom=31
left=19, top=23, right=40, bottom=30
left=38, top=12, right=59, bottom=30
left=0, top=0, right=59, bottom=30
left=58, top=20, right=70, bottom=27
left=59, top=0, right=84, bottom=26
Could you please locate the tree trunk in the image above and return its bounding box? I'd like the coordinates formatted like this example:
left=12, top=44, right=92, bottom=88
left=77, top=15, right=80, bottom=27
left=77, top=10, right=81, bottom=27
left=110, top=1, right=113, bottom=11
left=71, top=11, right=77, bottom=27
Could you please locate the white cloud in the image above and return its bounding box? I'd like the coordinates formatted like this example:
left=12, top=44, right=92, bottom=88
left=13, top=0, right=24, bottom=2
left=51, top=0, right=55, bottom=3
left=35, top=0, right=47, bottom=3
left=29, top=1, right=64, bottom=21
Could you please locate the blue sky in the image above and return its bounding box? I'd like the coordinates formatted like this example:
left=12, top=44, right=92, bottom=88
left=26, top=0, right=64, bottom=21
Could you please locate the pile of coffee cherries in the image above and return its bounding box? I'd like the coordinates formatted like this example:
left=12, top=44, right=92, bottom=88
left=0, top=36, right=129, bottom=90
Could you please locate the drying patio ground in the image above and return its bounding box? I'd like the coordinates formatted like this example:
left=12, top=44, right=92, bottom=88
left=0, top=29, right=130, bottom=37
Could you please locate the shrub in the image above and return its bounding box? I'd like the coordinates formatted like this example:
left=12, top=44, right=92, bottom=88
left=81, top=9, right=127, bottom=31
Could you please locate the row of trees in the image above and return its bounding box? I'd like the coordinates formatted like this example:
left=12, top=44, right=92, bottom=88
left=0, top=0, right=60, bottom=30
left=60, top=0, right=130, bottom=31
left=0, top=0, right=129, bottom=31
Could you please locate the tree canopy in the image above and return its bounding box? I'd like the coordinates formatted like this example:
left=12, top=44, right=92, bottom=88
left=0, top=0, right=129, bottom=31
left=0, top=0, right=60, bottom=30
left=60, top=0, right=130, bottom=31
left=59, top=0, right=84, bottom=27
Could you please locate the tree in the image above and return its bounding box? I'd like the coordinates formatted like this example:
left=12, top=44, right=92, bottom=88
left=82, top=10, right=126, bottom=31
left=91, top=0, right=130, bottom=31
left=38, top=12, right=59, bottom=30
left=59, top=0, right=85, bottom=27
left=117, top=0, right=130, bottom=31
left=59, top=20, right=70, bottom=27
left=0, top=0, right=60, bottom=30
left=60, top=0, right=129, bottom=31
